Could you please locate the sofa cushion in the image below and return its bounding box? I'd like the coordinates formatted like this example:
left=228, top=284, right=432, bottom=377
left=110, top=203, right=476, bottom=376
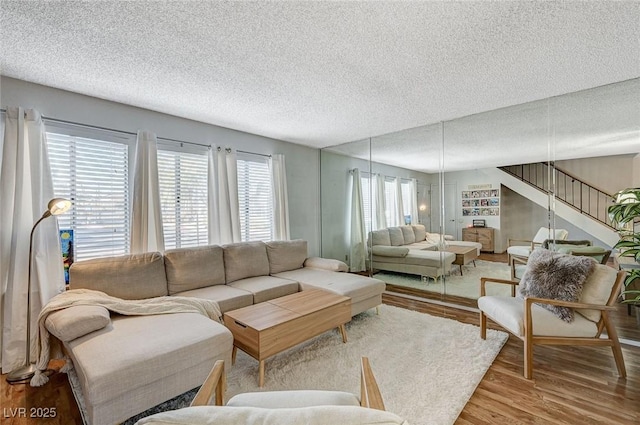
left=45, top=305, right=110, bottom=342
left=273, top=268, right=385, bottom=307
left=373, top=249, right=455, bottom=267
left=265, top=240, right=308, bottom=274
left=303, top=257, right=349, bottom=272
left=67, top=313, right=233, bottom=406
left=388, top=227, right=404, bottom=246
left=369, top=229, right=391, bottom=246
left=412, top=225, right=426, bottom=242
left=229, top=276, right=300, bottom=304
left=518, top=249, right=596, bottom=322
left=136, top=405, right=408, bottom=425
left=69, top=252, right=168, bottom=299
left=223, top=242, right=270, bottom=283
left=371, top=246, right=409, bottom=257
left=400, top=226, right=416, bottom=244
left=173, top=285, right=254, bottom=313
left=164, top=245, right=226, bottom=295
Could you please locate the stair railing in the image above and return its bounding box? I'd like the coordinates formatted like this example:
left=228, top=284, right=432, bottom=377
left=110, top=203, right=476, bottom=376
left=499, top=162, right=615, bottom=229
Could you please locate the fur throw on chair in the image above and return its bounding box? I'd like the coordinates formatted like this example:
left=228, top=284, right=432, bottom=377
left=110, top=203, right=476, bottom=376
left=518, top=249, right=596, bottom=322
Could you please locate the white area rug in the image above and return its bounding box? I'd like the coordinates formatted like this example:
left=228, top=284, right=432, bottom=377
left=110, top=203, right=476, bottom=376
left=376, top=260, right=514, bottom=299
left=68, top=305, right=508, bottom=425
left=226, top=305, right=508, bottom=425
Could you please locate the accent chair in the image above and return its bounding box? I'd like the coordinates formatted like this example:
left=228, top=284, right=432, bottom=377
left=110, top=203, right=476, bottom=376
left=478, top=266, right=627, bottom=379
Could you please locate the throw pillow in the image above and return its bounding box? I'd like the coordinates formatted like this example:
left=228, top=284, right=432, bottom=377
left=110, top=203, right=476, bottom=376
left=518, top=249, right=596, bottom=322
left=45, top=305, right=111, bottom=342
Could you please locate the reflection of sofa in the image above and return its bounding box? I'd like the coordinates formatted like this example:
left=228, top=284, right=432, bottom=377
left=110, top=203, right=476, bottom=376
left=47, top=240, right=385, bottom=425
left=367, top=225, right=482, bottom=279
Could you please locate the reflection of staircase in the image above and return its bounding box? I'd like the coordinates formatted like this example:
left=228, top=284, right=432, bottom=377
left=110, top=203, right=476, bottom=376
left=499, top=162, right=616, bottom=229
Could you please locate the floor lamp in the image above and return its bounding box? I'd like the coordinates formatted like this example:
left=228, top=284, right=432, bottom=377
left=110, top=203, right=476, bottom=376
left=6, top=197, right=72, bottom=383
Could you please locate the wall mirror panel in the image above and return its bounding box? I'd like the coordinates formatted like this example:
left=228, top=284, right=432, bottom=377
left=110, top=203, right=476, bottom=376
left=320, top=78, right=640, bottom=341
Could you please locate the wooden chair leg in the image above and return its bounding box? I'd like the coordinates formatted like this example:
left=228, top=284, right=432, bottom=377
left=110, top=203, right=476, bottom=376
left=480, top=311, right=487, bottom=340
left=603, top=312, right=627, bottom=378
left=524, top=334, right=533, bottom=379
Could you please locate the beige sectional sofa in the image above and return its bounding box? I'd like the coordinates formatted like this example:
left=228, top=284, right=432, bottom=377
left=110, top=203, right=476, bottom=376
left=368, top=225, right=483, bottom=279
left=51, top=240, right=384, bottom=425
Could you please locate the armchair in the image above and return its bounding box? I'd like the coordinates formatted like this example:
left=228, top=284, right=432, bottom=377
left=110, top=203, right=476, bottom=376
left=136, top=358, right=407, bottom=425
left=507, top=227, right=569, bottom=263
left=478, top=267, right=626, bottom=379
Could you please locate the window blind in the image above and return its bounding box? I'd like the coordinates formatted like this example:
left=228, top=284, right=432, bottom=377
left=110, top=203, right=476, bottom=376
left=47, top=132, right=131, bottom=261
left=237, top=154, right=273, bottom=242
left=360, top=174, right=373, bottom=234
left=157, top=149, right=208, bottom=249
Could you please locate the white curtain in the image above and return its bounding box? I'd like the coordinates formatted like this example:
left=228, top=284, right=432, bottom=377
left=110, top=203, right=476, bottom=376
left=131, top=130, right=164, bottom=253
left=208, top=147, right=240, bottom=244
left=269, top=154, right=290, bottom=240
left=0, top=107, right=65, bottom=372
left=349, top=169, right=366, bottom=272
left=374, top=174, right=387, bottom=230
left=410, top=178, right=419, bottom=225
left=395, top=178, right=405, bottom=225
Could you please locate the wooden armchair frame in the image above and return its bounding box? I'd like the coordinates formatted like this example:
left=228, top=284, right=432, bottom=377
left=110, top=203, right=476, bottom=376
left=191, top=357, right=386, bottom=410
left=479, top=272, right=627, bottom=379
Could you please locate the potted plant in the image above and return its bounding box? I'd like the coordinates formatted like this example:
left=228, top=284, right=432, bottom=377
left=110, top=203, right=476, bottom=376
left=608, top=188, right=640, bottom=324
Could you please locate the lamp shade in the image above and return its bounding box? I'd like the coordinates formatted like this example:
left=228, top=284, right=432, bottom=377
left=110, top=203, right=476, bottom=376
left=47, top=198, right=72, bottom=216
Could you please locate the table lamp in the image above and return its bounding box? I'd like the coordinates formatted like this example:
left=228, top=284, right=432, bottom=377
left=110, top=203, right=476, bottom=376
left=6, top=198, right=72, bottom=383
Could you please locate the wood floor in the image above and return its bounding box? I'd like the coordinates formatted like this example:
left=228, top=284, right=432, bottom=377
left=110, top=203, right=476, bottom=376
left=2, top=293, right=639, bottom=424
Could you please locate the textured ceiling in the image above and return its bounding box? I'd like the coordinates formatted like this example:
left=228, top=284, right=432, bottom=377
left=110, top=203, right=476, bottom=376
left=1, top=1, right=639, bottom=161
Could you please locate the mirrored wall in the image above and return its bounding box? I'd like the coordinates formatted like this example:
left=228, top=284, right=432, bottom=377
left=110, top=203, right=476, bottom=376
left=321, top=78, right=640, bottom=342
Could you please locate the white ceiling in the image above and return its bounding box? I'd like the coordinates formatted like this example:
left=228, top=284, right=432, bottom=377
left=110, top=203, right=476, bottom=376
left=1, top=1, right=639, bottom=163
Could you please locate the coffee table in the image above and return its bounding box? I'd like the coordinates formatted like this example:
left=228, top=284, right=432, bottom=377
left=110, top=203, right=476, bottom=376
left=445, top=245, right=478, bottom=275
left=223, top=288, right=351, bottom=387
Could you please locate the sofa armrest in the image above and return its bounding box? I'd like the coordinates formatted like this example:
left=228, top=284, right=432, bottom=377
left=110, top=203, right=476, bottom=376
left=304, top=257, right=349, bottom=272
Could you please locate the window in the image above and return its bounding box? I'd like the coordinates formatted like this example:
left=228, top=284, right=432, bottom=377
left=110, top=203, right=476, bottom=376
left=237, top=153, right=273, bottom=241
left=384, top=178, right=398, bottom=227
left=158, top=146, right=208, bottom=249
left=401, top=179, right=412, bottom=224
left=47, top=130, right=132, bottom=261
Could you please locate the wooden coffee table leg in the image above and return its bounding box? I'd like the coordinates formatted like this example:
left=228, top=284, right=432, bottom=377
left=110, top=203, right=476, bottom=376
left=259, top=360, right=265, bottom=387
left=459, top=265, right=463, bottom=275
left=232, top=346, right=237, bottom=365
left=339, top=324, right=348, bottom=343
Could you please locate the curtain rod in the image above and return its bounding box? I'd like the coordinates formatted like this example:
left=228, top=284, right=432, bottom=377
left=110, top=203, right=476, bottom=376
left=0, top=108, right=211, bottom=149
left=237, top=149, right=271, bottom=158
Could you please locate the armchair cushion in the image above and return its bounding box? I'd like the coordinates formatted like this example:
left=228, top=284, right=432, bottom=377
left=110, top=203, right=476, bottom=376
left=577, top=264, right=618, bottom=322
left=478, top=296, right=598, bottom=337
left=137, top=406, right=408, bottom=425
left=507, top=246, right=533, bottom=258
left=518, top=249, right=596, bottom=322
left=227, top=390, right=360, bottom=408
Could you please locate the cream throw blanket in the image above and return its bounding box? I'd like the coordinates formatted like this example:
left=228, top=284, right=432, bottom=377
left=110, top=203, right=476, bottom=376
left=31, top=289, right=222, bottom=387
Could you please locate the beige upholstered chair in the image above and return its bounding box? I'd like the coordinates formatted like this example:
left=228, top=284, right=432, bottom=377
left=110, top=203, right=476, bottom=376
left=136, top=358, right=407, bottom=425
left=507, top=227, right=569, bottom=262
left=478, top=266, right=627, bottom=379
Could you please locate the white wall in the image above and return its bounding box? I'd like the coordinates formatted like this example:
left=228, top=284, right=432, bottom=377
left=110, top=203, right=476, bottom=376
left=1, top=77, right=322, bottom=255
left=556, top=154, right=637, bottom=195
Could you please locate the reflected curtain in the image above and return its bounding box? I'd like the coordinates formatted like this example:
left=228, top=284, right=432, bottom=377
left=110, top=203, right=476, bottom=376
left=269, top=154, right=290, bottom=240
left=0, top=107, right=65, bottom=372
left=395, top=178, right=404, bottom=225
left=131, top=130, right=164, bottom=253
left=410, top=178, right=419, bottom=225
left=374, top=174, right=386, bottom=230
left=208, top=147, right=240, bottom=244
left=349, top=168, right=366, bottom=272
